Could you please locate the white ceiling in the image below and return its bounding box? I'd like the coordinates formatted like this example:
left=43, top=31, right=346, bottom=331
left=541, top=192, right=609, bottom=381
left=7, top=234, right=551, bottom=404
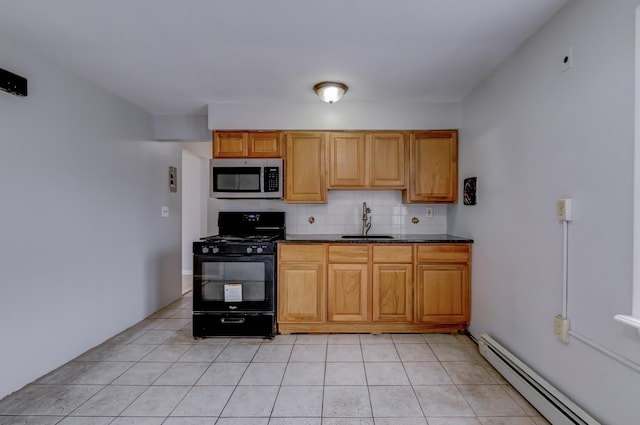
left=0, top=0, right=569, bottom=115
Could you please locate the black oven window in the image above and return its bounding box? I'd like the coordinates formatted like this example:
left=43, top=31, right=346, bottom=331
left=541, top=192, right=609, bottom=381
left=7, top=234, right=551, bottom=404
left=201, top=262, right=266, bottom=302
left=213, top=167, right=261, bottom=192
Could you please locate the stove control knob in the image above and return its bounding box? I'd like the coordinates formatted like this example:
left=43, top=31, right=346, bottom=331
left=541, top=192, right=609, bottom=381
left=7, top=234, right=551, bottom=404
left=256, top=247, right=263, bottom=254
left=211, top=247, right=219, bottom=254
left=246, top=247, right=253, bottom=254
left=202, top=246, right=209, bottom=254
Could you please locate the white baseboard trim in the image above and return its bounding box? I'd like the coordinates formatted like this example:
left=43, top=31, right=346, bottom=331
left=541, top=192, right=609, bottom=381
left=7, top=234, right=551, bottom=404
left=478, top=333, right=599, bottom=425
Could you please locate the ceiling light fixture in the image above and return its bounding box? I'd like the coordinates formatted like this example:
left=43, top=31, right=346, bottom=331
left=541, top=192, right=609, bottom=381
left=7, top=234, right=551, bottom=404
left=313, top=81, right=348, bottom=104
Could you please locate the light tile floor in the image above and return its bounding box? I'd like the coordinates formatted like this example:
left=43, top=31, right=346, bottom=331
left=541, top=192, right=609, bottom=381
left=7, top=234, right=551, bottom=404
left=0, top=291, right=550, bottom=425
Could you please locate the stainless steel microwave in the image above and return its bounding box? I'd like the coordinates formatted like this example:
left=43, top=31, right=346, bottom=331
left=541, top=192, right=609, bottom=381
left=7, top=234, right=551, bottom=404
left=210, top=158, right=283, bottom=199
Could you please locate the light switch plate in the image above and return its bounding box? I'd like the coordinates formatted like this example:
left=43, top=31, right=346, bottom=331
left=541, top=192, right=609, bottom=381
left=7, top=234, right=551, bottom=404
left=169, top=166, right=177, bottom=193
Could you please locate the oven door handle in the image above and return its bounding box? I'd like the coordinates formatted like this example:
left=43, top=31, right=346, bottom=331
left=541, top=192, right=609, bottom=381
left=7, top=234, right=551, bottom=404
left=220, top=317, right=246, bottom=324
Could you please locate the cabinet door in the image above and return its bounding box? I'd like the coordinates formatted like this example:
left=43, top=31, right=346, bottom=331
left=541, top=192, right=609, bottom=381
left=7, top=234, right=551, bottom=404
left=328, top=132, right=366, bottom=188
left=327, top=264, right=369, bottom=322
left=372, top=264, right=413, bottom=322
left=284, top=132, right=327, bottom=203
left=416, top=264, right=469, bottom=324
left=248, top=132, right=281, bottom=157
left=278, top=262, right=325, bottom=323
left=405, top=130, right=458, bottom=203
left=368, top=132, right=406, bottom=188
left=213, top=131, right=249, bottom=157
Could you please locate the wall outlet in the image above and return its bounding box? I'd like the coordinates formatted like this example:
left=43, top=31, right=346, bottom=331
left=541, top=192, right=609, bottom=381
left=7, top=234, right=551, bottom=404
left=161, top=206, right=169, bottom=218
left=425, top=207, right=434, bottom=218
left=556, top=198, right=572, bottom=221
left=554, top=314, right=570, bottom=342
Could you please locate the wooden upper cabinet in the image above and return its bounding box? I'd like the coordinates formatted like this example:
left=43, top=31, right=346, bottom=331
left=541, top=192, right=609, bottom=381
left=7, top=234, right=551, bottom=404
left=327, top=131, right=406, bottom=189
left=284, top=132, right=327, bottom=203
left=248, top=132, right=282, bottom=157
left=212, top=131, right=281, bottom=158
left=404, top=130, right=458, bottom=203
left=328, top=132, right=366, bottom=187
left=367, top=132, right=406, bottom=188
left=212, top=129, right=458, bottom=203
left=213, top=131, right=248, bottom=157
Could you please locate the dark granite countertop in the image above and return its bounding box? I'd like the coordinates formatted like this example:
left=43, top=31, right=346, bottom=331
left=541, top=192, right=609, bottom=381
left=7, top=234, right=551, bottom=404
left=280, top=234, right=473, bottom=243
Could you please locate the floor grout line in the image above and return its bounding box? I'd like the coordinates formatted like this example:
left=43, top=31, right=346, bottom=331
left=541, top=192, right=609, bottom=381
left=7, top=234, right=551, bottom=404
left=0, top=291, right=549, bottom=425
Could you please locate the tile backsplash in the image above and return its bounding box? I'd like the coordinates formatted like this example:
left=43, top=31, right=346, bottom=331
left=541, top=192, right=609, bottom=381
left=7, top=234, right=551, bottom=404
left=214, top=190, right=447, bottom=235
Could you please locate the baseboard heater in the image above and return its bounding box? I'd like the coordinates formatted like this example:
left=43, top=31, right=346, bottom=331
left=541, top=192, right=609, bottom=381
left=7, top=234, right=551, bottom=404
left=478, top=333, right=600, bottom=425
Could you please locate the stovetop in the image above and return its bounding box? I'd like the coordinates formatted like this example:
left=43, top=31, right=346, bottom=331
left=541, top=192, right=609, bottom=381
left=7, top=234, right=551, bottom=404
left=194, top=237, right=277, bottom=255
left=194, top=211, right=285, bottom=255
left=200, top=234, right=280, bottom=243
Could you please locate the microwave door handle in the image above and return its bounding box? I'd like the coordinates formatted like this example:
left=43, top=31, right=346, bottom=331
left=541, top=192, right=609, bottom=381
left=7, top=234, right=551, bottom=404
left=260, top=167, right=265, bottom=192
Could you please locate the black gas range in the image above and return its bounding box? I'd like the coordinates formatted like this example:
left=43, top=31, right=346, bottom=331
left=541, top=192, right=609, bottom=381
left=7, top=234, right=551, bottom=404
left=192, top=212, right=285, bottom=338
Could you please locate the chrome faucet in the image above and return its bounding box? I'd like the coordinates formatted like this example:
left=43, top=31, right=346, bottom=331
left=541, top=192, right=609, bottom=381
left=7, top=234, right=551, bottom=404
left=362, top=202, right=372, bottom=236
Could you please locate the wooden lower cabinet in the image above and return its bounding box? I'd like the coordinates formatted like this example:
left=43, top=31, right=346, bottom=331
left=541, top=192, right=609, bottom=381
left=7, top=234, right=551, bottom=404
left=328, top=263, right=369, bottom=321
left=327, top=245, right=369, bottom=322
left=372, top=244, right=413, bottom=323
left=277, top=242, right=470, bottom=334
left=278, top=263, right=325, bottom=322
left=415, top=243, right=471, bottom=327
left=278, top=245, right=325, bottom=324
left=372, top=263, right=413, bottom=322
left=416, top=264, right=469, bottom=324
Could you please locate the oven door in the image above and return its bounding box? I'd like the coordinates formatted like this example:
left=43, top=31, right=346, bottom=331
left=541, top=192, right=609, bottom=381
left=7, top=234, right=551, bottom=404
left=193, top=254, right=274, bottom=312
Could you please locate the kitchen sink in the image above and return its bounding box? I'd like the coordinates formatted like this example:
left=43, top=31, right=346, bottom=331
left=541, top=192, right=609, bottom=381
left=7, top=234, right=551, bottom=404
left=341, top=235, right=394, bottom=239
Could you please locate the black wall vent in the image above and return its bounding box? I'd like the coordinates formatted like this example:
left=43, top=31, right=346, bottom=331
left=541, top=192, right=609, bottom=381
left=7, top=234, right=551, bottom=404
left=1, top=68, right=28, bottom=97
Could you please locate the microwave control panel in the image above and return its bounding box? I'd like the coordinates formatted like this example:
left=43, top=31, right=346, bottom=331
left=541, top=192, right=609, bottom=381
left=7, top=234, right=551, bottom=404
left=264, top=167, right=280, bottom=192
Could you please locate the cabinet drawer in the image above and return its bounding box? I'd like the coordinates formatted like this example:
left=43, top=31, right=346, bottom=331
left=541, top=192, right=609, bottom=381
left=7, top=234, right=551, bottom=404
left=328, top=245, right=369, bottom=263
left=279, top=244, right=325, bottom=262
left=416, top=244, right=470, bottom=263
left=372, top=245, right=413, bottom=263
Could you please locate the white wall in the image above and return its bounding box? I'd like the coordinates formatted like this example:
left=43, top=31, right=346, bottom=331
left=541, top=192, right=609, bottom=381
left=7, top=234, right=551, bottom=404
left=181, top=149, right=209, bottom=274
left=0, top=34, right=183, bottom=399
left=182, top=140, right=212, bottom=159
left=450, top=1, right=640, bottom=423
left=153, top=114, right=210, bottom=141
left=208, top=101, right=460, bottom=130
